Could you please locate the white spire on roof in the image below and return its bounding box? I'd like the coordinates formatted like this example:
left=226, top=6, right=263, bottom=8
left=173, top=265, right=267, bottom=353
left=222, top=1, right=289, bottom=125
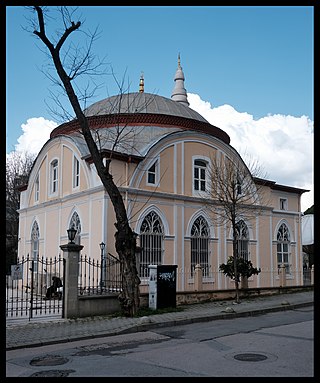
left=171, top=53, right=189, bottom=107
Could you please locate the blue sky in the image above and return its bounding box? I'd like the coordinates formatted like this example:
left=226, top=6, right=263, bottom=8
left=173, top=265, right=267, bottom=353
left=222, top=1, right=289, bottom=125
left=6, top=5, right=314, bottom=210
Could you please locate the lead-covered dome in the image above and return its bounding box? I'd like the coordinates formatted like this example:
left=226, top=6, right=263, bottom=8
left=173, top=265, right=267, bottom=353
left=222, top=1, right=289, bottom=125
left=50, top=57, right=230, bottom=150
left=83, top=92, right=207, bottom=122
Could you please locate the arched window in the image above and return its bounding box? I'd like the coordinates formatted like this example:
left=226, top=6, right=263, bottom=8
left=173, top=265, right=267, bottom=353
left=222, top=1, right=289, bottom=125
left=139, top=211, right=164, bottom=278
left=235, top=220, right=249, bottom=261
left=69, top=211, right=81, bottom=245
left=31, top=221, right=39, bottom=271
left=191, top=216, right=210, bottom=277
left=193, top=159, right=207, bottom=192
left=50, top=159, right=58, bottom=194
left=277, top=223, right=290, bottom=274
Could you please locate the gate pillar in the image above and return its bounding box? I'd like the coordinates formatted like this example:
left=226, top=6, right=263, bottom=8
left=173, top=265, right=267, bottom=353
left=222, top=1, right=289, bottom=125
left=60, top=242, right=83, bottom=318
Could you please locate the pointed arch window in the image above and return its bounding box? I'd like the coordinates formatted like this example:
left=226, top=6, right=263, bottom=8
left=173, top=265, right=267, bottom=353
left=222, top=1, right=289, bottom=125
left=69, top=211, right=81, bottom=245
left=277, top=223, right=291, bottom=274
left=139, top=211, right=164, bottom=278
left=31, top=221, right=39, bottom=271
left=235, top=220, right=249, bottom=261
left=191, top=216, right=210, bottom=277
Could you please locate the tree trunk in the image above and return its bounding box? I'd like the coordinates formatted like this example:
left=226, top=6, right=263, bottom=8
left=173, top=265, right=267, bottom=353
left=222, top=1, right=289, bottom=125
left=33, top=6, right=140, bottom=316
left=233, top=232, right=240, bottom=303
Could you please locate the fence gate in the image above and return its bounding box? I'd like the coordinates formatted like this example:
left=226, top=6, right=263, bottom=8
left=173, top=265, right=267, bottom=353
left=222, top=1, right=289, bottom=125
left=6, top=254, right=65, bottom=322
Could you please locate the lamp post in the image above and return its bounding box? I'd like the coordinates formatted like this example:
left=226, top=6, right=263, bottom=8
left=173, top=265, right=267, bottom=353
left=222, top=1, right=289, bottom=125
left=99, top=242, right=106, bottom=288
left=67, top=228, right=77, bottom=244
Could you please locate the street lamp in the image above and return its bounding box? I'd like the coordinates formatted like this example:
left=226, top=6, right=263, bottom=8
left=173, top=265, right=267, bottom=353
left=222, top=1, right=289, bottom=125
left=67, top=228, right=77, bottom=244
left=99, top=242, right=106, bottom=288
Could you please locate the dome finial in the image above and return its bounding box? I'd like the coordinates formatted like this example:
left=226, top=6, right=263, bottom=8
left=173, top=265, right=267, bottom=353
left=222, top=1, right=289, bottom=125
left=139, top=72, right=144, bottom=93
left=171, top=53, right=189, bottom=107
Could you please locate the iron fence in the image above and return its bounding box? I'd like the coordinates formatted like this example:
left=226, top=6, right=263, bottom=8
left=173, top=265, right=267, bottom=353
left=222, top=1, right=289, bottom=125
left=6, top=254, right=64, bottom=321
left=78, top=253, right=122, bottom=296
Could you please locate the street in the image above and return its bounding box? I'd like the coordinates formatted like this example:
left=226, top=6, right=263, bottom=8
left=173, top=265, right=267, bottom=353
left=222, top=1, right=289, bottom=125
left=6, top=305, right=313, bottom=377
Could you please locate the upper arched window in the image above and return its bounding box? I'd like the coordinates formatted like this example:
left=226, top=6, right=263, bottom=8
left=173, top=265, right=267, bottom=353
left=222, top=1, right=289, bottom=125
left=193, top=159, right=207, bottom=192
left=50, top=159, right=58, bottom=194
left=73, top=156, right=80, bottom=189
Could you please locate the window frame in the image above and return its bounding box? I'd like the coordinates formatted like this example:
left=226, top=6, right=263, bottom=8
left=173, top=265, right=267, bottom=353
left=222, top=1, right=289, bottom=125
left=276, top=222, right=291, bottom=274
left=73, top=155, right=80, bottom=189
left=192, top=156, right=209, bottom=196
left=190, top=215, right=210, bottom=277
left=139, top=211, right=164, bottom=279
left=280, top=198, right=288, bottom=211
left=146, top=159, right=159, bottom=186
left=34, top=174, right=40, bottom=202
left=50, top=159, right=59, bottom=195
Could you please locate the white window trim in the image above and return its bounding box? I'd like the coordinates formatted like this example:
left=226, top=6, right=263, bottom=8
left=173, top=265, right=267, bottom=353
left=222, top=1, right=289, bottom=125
left=34, top=174, right=40, bottom=202
left=49, top=158, right=59, bottom=196
left=280, top=198, right=288, bottom=211
left=72, top=155, right=80, bottom=190
left=146, top=158, right=160, bottom=186
left=192, top=155, right=210, bottom=197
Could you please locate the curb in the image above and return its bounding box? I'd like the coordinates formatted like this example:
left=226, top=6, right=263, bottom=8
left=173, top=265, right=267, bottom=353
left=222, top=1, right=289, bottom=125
left=6, top=300, right=313, bottom=351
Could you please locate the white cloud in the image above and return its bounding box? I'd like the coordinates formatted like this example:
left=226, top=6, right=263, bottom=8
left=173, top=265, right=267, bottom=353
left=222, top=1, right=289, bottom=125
left=14, top=117, right=58, bottom=156
left=188, top=93, right=314, bottom=212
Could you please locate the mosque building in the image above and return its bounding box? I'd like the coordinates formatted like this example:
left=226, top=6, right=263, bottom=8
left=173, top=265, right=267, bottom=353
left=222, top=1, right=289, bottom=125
left=17, top=56, right=307, bottom=292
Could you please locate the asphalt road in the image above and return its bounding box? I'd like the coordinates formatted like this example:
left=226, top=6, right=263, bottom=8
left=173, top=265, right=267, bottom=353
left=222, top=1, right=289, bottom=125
left=6, top=305, right=314, bottom=377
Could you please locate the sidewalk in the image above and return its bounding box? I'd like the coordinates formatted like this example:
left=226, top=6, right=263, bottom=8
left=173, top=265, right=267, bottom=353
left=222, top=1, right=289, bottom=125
left=6, top=289, right=313, bottom=350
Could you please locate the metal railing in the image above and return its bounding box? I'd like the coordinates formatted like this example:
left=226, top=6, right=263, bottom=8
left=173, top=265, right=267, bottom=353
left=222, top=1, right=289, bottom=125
left=78, top=253, right=122, bottom=296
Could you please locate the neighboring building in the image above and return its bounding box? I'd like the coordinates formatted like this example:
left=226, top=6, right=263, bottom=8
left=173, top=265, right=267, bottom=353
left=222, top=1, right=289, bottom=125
left=17, top=57, right=308, bottom=292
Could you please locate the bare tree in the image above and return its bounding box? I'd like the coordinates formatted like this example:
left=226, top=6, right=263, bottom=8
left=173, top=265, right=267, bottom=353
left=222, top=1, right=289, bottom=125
left=204, top=152, right=269, bottom=303
left=6, top=151, right=36, bottom=273
left=29, top=5, right=142, bottom=316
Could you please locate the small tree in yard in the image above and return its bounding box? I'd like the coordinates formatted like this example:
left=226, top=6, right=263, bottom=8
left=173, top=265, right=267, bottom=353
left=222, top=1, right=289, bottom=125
left=219, top=256, right=261, bottom=289
left=28, top=6, right=141, bottom=316
left=204, top=153, right=269, bottom=303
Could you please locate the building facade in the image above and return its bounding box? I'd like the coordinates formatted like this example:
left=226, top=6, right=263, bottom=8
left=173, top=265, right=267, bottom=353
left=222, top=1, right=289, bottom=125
left=18, top=58, right=308, bottom=292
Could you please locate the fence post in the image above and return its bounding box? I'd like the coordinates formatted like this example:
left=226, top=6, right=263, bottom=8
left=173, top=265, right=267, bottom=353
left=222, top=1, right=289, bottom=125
left=279, top=263, right=286, bottom=287
left=60, top=242, right=83, bottom=319
left=311, top=264, right=314, bottom=285
left=194, top=264, right=203, bottom=291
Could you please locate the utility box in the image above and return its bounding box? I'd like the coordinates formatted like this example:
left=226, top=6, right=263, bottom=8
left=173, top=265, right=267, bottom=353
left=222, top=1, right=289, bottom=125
left=148, top=265, right=177, bottom=310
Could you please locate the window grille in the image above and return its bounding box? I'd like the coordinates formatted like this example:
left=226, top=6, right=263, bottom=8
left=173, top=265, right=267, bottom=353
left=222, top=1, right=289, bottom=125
left=139, top=211, right=163, bottom=278
left=235, top=220, right=249, bottom=261
left=191, top=216, right=209, bottom=277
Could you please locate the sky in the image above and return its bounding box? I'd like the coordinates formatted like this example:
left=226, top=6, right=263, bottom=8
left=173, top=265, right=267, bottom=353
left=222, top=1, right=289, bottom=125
left=6, top=5, right=314, bottom=211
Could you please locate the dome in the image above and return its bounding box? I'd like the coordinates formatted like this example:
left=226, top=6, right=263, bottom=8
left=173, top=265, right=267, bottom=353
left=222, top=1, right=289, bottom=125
left=51, top=92, right=230, bottom=145
left=83, top=92, right=207, bottom=123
